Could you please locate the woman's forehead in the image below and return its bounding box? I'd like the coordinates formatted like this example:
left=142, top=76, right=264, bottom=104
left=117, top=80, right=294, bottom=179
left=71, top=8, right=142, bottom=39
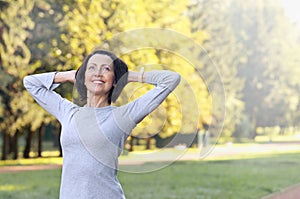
left=88, top=54, right=114, bottom=66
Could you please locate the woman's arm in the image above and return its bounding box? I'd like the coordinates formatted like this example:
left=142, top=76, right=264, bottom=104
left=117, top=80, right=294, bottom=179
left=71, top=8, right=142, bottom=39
left=53, top=70, right=76, bottom=84
left=113, top=70, right=181, bottom=133
left=127, top=69, right=180, bottom=91
left=23, top=71, right=76, bottom=123
left=127, top=71, right=145, bottom=83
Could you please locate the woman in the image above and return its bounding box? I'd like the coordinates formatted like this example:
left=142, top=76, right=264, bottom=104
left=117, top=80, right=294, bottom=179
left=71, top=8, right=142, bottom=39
left=23, top=49, right=181, bottom=199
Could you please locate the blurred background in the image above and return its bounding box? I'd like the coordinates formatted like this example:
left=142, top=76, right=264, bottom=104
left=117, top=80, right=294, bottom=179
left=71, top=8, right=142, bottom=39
left=1, top=0, right=300, bottom=161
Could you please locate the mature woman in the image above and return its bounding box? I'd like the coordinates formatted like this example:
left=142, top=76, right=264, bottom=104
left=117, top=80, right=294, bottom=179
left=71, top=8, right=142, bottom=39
left=23, top=49, right=181, bottom=199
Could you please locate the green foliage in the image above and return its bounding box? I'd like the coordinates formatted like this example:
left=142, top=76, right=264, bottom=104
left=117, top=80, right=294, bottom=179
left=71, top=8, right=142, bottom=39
left=188, top=0, right=245, bottom=140
left=0, top=0, right=38, bottom=135
left=230, top=0, right=300, bottom=135
left=1, top=0, right=300, bottom=146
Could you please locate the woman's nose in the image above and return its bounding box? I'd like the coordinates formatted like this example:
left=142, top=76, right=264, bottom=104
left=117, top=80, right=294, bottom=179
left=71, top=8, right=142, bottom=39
left=95, top=67, right=104, bottom=75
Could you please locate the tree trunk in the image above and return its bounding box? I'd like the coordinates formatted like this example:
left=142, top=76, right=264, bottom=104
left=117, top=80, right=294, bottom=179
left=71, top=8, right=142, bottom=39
left=57, top=123, right=63, bottom=157
left=249, top=108, right=258, bottom=140
left=129, top=136, right=134, bottom=152
left=58, top=131, right=62, bottom=157
left=23, top=130, right=32, bottom=159
left=8, top=133, right=13, bottom=154
left=145, top=137, right=151, bottom=150
left=38, top=123, right=45, bottom=157
left=1, top=132, right=9, bottom=160
left=12, top=131, right=19, bottom=160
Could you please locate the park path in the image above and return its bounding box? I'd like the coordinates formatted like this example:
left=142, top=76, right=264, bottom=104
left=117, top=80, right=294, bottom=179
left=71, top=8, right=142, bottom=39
left=0, top=164, right=61, bottom=173
left=261, top=183, right=300, bottom=199
left=1, top=142, right=300, bottom=198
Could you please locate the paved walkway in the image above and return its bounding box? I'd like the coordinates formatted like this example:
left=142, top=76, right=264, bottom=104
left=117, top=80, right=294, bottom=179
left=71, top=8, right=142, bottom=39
left=1, top=142, right=300, bottom=198
left=0, top=164, right=61, bottom=173
left=261, top=183, right=300, bottom=199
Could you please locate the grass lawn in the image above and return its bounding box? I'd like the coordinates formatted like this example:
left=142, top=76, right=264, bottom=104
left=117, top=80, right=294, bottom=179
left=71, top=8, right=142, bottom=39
left=1, top=152, right=300, bottom=199
left=0, top=169, right=61, bottom=199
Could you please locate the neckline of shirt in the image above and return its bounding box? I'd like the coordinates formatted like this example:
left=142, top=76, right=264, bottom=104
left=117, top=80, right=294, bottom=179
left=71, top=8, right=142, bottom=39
left=82, top=104, right=116, bottom=111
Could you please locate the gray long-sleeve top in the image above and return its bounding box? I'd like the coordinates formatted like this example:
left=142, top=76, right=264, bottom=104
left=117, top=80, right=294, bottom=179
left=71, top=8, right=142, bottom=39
left=23, top=70, right=180, bottom=199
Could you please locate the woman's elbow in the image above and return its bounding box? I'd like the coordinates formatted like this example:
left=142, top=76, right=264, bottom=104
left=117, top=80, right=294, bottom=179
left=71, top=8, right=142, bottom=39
left=168, top=72, right=181, bottom=91
left=174, top=72, right=181, bottom=84
left=23, top=75, right=33, bottom=90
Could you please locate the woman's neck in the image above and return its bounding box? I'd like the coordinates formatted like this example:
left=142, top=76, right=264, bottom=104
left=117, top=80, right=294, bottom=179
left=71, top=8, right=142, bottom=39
left=86, top=94, right=110, bottom=108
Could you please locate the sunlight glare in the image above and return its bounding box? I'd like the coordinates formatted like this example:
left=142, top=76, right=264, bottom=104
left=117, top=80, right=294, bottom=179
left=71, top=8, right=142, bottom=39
left=281, top=0, right=300, bottom=27
left=0, top=185, right=27, bottom=191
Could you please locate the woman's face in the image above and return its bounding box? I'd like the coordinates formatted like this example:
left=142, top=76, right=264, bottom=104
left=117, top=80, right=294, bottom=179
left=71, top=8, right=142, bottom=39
left=84, top=54, right=115, bottom=97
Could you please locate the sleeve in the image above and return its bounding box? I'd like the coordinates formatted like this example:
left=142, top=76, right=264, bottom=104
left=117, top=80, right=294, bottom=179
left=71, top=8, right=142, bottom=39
left=112, top=70, right=181, bottom=133
left=23, top=72, right=75, bottom=123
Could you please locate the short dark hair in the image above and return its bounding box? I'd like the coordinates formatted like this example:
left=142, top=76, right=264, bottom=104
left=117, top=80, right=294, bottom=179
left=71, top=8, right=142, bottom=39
left=74, top=50, right=128, bottom=106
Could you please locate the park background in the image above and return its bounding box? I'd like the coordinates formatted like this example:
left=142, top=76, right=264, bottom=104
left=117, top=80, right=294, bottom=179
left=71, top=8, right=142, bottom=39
left=1, top=0, right=300, bottom=198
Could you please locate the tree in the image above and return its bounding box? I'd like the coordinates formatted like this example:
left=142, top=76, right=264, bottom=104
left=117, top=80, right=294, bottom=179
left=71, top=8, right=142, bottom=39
left=0, top=0, right=67, bottom=159
left=24, top=0, right=73, bottom=158
left=229, top=0, right=300, bottom=138
left=188, top=0, right=245, bottom=141
left=0, top=0, right=37, bottom=159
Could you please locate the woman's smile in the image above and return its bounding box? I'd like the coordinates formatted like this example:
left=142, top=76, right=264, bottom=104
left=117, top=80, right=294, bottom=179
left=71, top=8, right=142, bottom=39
left=92, top=79, right=105, bottom=85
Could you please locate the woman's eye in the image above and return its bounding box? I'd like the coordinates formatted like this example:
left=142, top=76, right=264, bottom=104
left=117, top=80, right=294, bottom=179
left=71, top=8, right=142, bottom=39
left=88, top=66, right=95, bottom=71
left=101, top=64, right=111, bottom=71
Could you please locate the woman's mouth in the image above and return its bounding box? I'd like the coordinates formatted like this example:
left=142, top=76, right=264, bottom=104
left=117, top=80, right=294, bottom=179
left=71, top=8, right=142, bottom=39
left=92, top=80, right=105, bottom=84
